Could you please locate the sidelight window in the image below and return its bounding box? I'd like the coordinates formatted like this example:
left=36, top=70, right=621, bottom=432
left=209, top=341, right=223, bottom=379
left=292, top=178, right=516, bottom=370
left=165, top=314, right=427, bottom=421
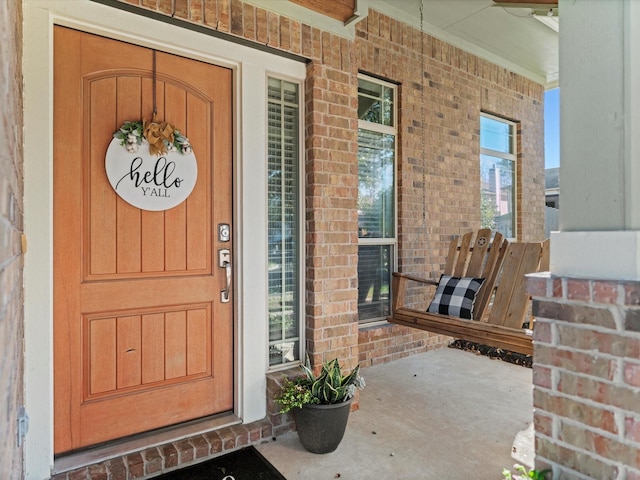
left=267, top=77, right=302, bottom=366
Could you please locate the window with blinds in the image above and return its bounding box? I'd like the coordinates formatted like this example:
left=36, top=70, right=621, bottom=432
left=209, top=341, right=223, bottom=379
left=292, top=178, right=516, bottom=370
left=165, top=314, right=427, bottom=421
left=267, top=77, right=301, bottom=367
left=357, top=75, right=397, bottom=324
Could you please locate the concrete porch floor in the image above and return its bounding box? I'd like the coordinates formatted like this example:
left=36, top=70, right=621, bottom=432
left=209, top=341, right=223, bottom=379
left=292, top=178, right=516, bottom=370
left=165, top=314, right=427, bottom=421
left=256, top=348, right=534, bottom=480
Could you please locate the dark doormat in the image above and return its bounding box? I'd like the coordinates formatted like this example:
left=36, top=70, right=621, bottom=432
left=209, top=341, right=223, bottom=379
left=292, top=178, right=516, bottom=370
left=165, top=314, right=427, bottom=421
left=156, top=446, right=286, bottom=480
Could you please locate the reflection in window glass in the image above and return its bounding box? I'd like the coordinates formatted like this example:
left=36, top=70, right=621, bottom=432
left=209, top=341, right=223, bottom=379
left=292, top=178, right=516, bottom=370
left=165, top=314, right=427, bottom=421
left=358, top=78, right=394, bottom=126
left=480, top=114, right=516, bottom=238
left=358, top=130, right=395, bottom=239
left=357, top=245, right=393, bottom=321
left=480, top=154, right=515, bottom=238
left=357, top=75, right=396, bottom=324
left=480, top=115, right=513, bottom=153
left=268, top=78, right=300, bottom=367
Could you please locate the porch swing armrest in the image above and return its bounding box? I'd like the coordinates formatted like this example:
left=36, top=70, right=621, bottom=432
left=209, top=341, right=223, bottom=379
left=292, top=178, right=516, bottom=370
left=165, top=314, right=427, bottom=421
left=391, top=272, right=439, bottom=286
left=391, top=272, right=439, bottom=312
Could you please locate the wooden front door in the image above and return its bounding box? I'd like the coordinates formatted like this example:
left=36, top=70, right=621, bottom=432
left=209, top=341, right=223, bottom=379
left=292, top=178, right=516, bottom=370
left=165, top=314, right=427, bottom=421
left=53, top=27, right=233, bottom=454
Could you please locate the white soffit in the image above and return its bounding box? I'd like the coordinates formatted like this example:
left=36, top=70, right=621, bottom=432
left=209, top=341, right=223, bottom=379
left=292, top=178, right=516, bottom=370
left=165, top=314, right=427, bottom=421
left=370, top=0, right=559, bottom=88
left=245, top=0, right=559, bottom=87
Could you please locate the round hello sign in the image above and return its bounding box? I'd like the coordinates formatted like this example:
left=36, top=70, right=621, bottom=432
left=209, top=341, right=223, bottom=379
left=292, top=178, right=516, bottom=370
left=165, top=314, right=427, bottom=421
left=105, top=120, right=198, bottom=211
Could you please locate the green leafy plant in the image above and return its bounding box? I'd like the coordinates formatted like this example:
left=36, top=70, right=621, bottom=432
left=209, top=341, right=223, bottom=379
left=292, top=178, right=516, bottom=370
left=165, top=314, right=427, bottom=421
left=275, top=378, right=319, bottom=413
left=113, top=120, right=191, bottom=155
left=275, top=357, right=365, bottom=413
left=502, top=464, right=551, bottom=480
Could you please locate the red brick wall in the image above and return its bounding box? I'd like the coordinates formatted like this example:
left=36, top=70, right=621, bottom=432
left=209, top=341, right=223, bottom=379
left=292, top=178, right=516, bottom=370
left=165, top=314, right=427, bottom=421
left=356, top=10, right=544, bottom=271
left=303, top=54, right=360, bottom=371
left=0, top=0, right=24, bottom=477
left=354, top=10, right=544, bottom=364
left=34, top=1, right=549, bottom=478
left=528, top=274, right=640, bottom=479
left=120, top=0, right=544, bottom=394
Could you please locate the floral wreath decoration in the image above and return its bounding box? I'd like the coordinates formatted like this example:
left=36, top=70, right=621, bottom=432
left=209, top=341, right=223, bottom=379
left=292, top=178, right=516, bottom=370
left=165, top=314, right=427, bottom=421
left=113, top=116, right=192, bottom=156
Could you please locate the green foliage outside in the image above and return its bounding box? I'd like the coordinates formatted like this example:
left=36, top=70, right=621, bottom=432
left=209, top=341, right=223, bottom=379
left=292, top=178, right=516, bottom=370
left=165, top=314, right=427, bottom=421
left=502, top=464, right=551, bottom=480
left=480, top=190, right=497, bottom=230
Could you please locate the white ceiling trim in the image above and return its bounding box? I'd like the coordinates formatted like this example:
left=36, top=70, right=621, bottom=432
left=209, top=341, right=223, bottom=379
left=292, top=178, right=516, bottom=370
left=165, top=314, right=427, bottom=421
left=367, top=0, right=548, bottom=85
left=231, top=0, right=556, bottom=87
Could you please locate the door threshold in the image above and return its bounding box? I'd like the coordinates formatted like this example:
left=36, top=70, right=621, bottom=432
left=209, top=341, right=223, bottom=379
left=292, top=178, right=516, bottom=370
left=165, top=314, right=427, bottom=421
left=53, top=412, right=241, bottom=474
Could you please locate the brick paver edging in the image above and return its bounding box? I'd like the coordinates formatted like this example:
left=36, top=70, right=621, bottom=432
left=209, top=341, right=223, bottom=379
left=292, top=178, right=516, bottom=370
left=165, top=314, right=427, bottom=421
left=50, top=418, right=280, bottom=480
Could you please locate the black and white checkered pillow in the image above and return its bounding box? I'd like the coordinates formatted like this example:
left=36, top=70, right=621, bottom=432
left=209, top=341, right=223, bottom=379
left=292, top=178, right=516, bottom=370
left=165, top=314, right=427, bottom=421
left=427, top=275, right=485, bottom=320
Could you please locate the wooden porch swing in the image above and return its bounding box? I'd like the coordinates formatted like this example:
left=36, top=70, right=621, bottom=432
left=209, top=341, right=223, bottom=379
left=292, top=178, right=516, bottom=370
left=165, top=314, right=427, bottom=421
left=389, top=229, right=549, bottom=355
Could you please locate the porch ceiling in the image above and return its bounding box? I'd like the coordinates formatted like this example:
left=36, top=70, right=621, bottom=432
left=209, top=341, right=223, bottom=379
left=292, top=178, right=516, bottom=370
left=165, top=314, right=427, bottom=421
left=370, top=0, right=559, bottom=88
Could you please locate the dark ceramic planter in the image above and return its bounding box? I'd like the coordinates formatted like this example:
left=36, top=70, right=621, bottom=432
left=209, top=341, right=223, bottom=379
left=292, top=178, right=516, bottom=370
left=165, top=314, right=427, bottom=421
left=291, top=398, right=353, bottom=454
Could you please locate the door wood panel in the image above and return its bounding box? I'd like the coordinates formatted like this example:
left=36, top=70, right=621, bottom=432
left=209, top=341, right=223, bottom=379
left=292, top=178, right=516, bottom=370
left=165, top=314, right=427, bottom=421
left=54, top=27, right=233, bottom=454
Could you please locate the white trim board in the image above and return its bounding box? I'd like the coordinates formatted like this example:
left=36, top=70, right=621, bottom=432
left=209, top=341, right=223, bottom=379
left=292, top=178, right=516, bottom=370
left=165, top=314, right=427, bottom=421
left=551, top=231, right=640, bottom=281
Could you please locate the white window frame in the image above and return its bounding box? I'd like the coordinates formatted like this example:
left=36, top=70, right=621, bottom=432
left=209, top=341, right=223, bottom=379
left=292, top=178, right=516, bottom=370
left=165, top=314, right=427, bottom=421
left=357, top=74, right=398, bottom=326
left=480, top=112, right=518, bottom=240
left=266, top=75, right=305, bottom=372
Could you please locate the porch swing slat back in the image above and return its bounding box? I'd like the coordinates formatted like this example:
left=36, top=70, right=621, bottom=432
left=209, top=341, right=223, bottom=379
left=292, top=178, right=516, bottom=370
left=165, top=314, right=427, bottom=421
left=389, top=229, right=549, bottom=355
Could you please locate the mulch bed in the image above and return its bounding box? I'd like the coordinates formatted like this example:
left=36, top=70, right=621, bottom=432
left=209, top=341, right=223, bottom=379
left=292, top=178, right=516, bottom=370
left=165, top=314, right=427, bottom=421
left=448, top=339, right=532, bottom=368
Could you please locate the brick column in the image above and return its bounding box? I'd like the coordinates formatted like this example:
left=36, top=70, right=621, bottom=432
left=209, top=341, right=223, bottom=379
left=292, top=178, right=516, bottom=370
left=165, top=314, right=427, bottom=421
left=303, top=51, right=360, bottom=371
left=531, top=1, right=640, bottom=476
left=528, top=273, right=640, bottom=478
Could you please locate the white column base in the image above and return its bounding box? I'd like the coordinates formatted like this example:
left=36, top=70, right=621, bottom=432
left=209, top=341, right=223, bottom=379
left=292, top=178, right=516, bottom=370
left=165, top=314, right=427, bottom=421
left=550, top=231, right=640, bottom=281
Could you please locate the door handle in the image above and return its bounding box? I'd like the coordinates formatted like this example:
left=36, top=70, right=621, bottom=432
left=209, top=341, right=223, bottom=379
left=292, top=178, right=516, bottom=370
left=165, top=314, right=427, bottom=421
left=219, top=249, right=231, bottom=303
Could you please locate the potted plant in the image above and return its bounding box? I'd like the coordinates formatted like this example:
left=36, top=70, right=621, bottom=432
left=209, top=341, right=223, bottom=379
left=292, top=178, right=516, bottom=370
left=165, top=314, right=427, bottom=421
left=275, top=357, right=365, bottom=454
left=502, top=464, right=551, bottom=480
